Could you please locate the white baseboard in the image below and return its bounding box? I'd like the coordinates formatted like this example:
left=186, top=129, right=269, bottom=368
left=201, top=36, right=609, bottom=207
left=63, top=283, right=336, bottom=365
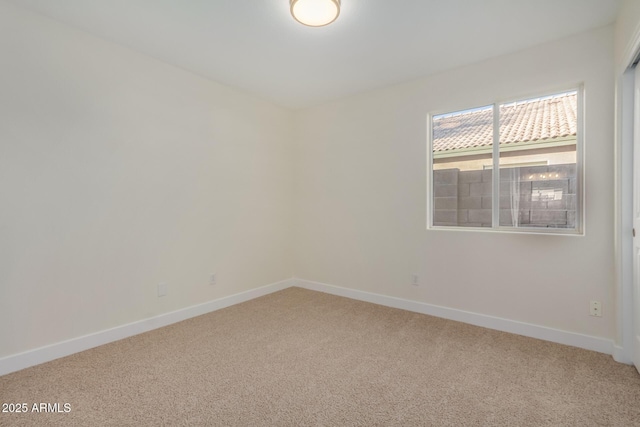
left=1, top=276, right=621, bottom=377
left=295, top=278, right=614, bottom=356
left=612, top=345, right=634, bottom=365
left=0, top=278, right=294, bottom=377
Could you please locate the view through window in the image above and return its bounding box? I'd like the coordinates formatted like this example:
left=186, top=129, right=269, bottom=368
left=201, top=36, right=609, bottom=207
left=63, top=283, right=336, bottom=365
left=430, top=90, right=580, bottom=232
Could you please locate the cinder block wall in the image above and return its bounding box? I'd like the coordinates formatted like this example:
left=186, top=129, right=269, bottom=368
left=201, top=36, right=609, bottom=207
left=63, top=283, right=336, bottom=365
left=433, top=164, right=577, bottom=228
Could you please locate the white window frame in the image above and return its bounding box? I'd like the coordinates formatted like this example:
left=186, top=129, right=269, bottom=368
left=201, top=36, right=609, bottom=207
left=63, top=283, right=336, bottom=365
left=426, top=86, right=584, bottom=235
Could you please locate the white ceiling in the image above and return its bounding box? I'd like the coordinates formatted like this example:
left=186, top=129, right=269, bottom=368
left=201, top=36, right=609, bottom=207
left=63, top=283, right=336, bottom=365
left=9, top=0, right=621, bottom=109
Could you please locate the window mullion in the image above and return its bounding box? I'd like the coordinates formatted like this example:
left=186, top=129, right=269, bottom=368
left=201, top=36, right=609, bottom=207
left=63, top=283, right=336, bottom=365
left=492, top=103, right=500, bottom=228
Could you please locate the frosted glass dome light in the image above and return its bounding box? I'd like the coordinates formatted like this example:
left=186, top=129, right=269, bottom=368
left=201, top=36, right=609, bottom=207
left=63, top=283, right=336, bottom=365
left=290, top=0, right=341, bottom=27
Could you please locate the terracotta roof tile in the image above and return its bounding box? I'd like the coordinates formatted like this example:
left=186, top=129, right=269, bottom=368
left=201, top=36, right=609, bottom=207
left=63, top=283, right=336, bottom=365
left=433, top=93, right=577, bottom=152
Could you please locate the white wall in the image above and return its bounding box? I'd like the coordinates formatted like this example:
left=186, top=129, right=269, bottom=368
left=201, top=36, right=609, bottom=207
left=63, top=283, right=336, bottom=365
left=294, top=26, right=615, bottom=340
left=0, top=1, right=293, bottom=359
left=0, top=0, right=622, bottom=365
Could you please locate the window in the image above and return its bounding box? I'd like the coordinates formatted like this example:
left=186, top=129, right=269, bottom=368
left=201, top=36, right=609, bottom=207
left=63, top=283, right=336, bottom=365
left=428, top=89, right=582, bottom=233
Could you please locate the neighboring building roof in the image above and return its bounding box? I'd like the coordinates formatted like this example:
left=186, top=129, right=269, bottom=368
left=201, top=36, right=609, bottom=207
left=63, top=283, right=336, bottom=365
left=433, top=92, right=577, bottom=153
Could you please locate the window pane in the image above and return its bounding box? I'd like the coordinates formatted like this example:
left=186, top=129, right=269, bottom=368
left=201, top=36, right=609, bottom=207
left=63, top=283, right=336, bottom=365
left=432, top=105, right=493, bottom=227
left=498, top=91, right=578, bottom=229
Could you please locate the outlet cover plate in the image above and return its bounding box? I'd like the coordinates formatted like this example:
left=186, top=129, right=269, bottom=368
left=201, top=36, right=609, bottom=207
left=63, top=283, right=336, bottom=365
left=589, top=300, right=601, bottom=317
left=158, top=283, right=168, bottom=297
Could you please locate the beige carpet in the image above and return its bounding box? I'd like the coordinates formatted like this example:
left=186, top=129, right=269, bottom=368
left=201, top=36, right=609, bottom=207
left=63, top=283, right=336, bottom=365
left=1, top=287, right=639, bottom=426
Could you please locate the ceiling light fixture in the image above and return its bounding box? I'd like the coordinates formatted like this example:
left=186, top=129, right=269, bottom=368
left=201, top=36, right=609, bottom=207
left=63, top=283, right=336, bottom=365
left=290, top=0, right=340, bottom=27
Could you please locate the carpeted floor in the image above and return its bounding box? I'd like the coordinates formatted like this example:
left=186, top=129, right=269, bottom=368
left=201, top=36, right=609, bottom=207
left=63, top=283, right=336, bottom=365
left=1, top=287, right=639, bottom=426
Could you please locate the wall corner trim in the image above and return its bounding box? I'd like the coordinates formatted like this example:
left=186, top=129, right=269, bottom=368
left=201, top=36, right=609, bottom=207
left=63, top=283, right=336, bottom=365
left=295, top=278, right=615, bottom=358
left=619, top=16, right=640, bottom=73
left=612, top=344, right=634, bottom=365
left=0, top=278, right=295, bottom=377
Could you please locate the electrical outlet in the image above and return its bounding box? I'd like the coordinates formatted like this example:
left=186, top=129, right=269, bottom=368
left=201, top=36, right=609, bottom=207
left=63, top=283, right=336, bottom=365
left=209, top=273, right=217, bottom=286
left=411, top=274, right=419, bottom=286
left=590, top=300, right=601, bottom=317
left=158, top=283, right=168, bottom=297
